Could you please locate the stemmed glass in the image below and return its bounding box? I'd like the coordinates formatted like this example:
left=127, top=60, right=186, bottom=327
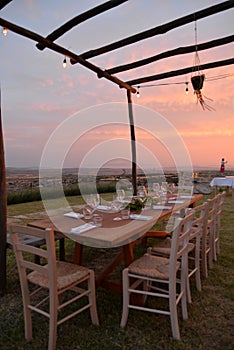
left=117, top=189, right=125, bottom=202
left=161, top=182, right=168, bottom=196
left=152, top=183, right=161, bottom=196
left=86, top=194, right=100, bottom=212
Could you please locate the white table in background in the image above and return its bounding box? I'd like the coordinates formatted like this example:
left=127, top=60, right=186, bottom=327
left=210, top=177, right=234, bottom=197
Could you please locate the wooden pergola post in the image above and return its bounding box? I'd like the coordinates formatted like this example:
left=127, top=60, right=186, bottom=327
left=127, top=90, right=137, bottom=196
left=0, top=88, right=7, bottom=296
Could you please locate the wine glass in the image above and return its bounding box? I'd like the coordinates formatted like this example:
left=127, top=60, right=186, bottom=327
left=86, top=194, right=100, bottom=211
left=117, top=189, right=125, bottom=202
left=161, top=182, right=168, bottom=196
left=152, top=183, right=161, bottom=197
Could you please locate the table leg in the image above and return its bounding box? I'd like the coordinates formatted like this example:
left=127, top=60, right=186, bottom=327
left=73, top=243, right=83, bottom=265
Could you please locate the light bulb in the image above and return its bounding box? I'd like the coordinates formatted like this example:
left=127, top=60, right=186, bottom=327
left=2, top=27, right=8, bottom=36
left=63, top=57, right=67, bottom=68
left=136, top=87, right=140, bottom=98
left=185, top=82, right=189, bottom=95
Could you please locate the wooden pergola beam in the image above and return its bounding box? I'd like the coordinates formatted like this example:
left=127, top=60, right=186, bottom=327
left=125, top=57, right=234, bottom=86
left=0, top=0, right=12, bottom=10
left=36, top=0, right=128, bottom=51
left=0, top=18, right=136, bottom=93
left=0, top=88, right=7, bottom=296
left=106, top=35, right=234, bottom=75
left=71, top=0, right=234, bottom=62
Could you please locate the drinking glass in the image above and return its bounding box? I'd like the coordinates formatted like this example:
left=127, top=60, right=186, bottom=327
left=152, top=183, right=161, bottom=197
left=86, top=194, right=100, bottom=211
left=117, top=189, right=125, bottom=202
left=161, top=182, right=168, bottom=196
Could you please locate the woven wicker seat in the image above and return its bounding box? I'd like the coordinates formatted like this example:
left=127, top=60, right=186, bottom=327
left=120, top=211, right=195, bottom=340
left=9, top=224, right=99, bottom=350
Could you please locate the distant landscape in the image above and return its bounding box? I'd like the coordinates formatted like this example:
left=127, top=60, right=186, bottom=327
left=5, top=166, right=234, bottom=193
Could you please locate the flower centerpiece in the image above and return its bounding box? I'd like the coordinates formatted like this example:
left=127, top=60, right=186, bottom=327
left=126, top=198, right=145, bottom=214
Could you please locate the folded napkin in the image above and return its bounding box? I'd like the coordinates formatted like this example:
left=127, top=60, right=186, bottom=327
left=64, top=212, right=84, bottom=219
left=70, top=223, right=96, bottom=234
left=153, top=205, right=172, bottom=210
left=130, top=214, right=153, bottom=221
left=180, top=195, right=194, bottom=199
left=167, top=200, right=185, bottom=204
left=97, top=205, right=111, bottom=211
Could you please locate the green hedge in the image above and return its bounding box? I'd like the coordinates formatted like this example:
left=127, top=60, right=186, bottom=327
left=7, top=183, right=116, bottom=205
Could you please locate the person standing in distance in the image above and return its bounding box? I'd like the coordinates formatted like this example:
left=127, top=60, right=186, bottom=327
left=220, top=158, right=227, bottom=173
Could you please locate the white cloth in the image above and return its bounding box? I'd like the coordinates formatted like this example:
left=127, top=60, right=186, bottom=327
left=64, top=212, right=84, bottom=219
left=130, top=214, right=153, bottom=220
left=97, top=205, right=111, bottom=211
left=167, top=200, right=185, bottom=204
left=152, top=205, right=172, bottom=210
left=210, top=177, right=234, bottom=188
left=70, top=223, right=96, bottom=234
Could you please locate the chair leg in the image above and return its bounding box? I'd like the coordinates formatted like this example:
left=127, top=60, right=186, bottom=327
left=24, top=301, right=33, bottom=341
left=48, top=293, right=58, bottom=350
left=88, top=270, right=99, bottom=325
left=169, top=284, right=180, bottom=340
left=186, top=274, right=192, bottom=304
left=181, top=272, right=188, bottom=321
left=120, top=268, right=130, bottom=328
left=195, top=244, right=202, bottom=292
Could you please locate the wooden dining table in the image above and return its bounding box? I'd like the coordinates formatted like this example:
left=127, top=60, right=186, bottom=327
left=28, top=194, right=203, bottom=293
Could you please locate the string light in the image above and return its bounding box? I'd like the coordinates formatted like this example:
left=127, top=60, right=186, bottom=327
left=133, top=72, right=233, bottom=97
left=136, top=86, right=140, bottom=98
left=63, top=57, right=67, bottom=68
left=2, top=27, right=8, bottom=36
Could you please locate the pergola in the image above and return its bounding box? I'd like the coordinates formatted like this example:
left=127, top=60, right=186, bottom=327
left=1, top=0, right=234, bottom=295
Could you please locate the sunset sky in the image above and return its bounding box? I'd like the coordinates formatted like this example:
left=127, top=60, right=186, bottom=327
left=1, top=0, right=234, bottom=171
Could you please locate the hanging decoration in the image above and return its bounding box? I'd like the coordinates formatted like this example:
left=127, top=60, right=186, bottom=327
left=191, top=20, right=214, bottom=111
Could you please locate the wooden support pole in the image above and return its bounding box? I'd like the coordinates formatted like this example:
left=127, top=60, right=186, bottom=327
left=127, top=90, right=137, bottom=196
left=0, top=88, right=7, bottom=296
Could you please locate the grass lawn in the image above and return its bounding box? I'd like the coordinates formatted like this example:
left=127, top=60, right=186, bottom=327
left=1, top=192, right=234, bottom=350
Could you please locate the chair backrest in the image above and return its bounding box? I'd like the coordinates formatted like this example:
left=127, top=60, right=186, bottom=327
left=216, top=191, right=226, bottom=216
left=170, top=211, right=195, bottom=280
left=9, top=225, right=57, bottom=295
left=207, top=194, right=219, bottom=227
left=189, top=201, right=210, bottom=240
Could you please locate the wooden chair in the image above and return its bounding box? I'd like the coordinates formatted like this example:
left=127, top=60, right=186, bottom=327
left=201, top=195, right=219, bottom=277
left=9, top=224, right=99, bottom=350
left=213, top=191, right=226, bottom=261
left=148, top=202, right=209, bottom=303
left=7, top=229, right=65, bottom=263
left=120, top=211, right=194, bottom=340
